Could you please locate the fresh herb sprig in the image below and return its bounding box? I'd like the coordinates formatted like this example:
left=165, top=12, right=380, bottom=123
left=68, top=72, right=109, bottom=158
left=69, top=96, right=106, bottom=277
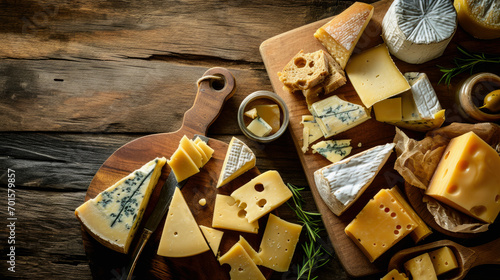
left=438, top=46, right=500, bottom=85
left=287, top=183, right=331, bottom=280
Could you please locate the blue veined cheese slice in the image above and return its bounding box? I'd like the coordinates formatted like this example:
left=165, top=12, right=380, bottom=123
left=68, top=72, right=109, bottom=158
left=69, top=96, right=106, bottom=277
left=314, top=143, right=395, bottom=216
left=311, top=139, right=352, bottom=163
left=311, top=95, right=370, bottom=138
left=75, top=157, right=166, bottom=253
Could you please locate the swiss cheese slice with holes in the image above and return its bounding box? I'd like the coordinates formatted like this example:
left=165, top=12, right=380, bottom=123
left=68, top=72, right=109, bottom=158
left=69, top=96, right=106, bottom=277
left=157, top=187, right=209, bottom=257
left=216, top=137, right=256, bottom=188
left=212, top=194, right=259, bottom=234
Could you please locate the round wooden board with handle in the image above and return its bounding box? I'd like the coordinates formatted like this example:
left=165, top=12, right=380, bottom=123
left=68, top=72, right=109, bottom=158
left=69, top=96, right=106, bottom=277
left=79, top=67, right=273, bottom=280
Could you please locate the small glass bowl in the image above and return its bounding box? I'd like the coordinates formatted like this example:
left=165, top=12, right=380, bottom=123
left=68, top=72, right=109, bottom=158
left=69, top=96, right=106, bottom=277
left=237, top=90, right=290, bottom=143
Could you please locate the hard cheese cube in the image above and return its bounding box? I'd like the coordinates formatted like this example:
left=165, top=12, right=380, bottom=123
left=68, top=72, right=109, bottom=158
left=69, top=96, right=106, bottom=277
left=426, top=131, right=500, bottom=223
left=254, top=104, right=281, bottom=134
left=404, top=253, right=437, bottom=280
left=218, top=243, right=266, bottom=280
left=345, top=43, right=410, bottom=108
left=381, top=269, right=408, bottom=280
left=167, top=147, right=199, bottom=182
left=247, top=116, right=272, bottom=137
left=212, top=194, right=259, bottom=234
left=231, top=170, right=293, bottom=223
left=428, top=246, right=458, bottom=276
left=258, top=214, right=302, bottom=272
left=345, top=189, right=417, bottom=262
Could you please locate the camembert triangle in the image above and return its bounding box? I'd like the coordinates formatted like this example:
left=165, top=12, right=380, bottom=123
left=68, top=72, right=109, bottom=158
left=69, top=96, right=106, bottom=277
left=216, top=137, right=256, bottom=188
left=157, top=187, right=210, bottom=257
left=75, top=157, right=166, bottom=254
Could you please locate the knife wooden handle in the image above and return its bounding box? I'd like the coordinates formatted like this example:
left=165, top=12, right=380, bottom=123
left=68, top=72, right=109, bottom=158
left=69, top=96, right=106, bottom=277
left=124, top=228, right=153, bottom=280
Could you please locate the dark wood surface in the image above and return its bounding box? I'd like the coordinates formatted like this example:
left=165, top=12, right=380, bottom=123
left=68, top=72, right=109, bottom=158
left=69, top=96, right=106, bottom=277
left=0, top=0, right=499, bottom=279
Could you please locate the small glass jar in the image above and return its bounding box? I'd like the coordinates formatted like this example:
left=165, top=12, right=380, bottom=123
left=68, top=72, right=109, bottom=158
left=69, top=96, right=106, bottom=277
left=456, top=72, right=500, bottom=122
left=238, top=90, right=290, bottom=143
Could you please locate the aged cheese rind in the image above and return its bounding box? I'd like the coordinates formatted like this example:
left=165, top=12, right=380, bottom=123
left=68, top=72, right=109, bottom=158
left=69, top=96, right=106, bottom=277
left=157, top=187, right=210, bottom=257
left=382, top=0, right=457, bottom=64
left=75, top=158, right=166, bottom=254
left=454, top=0, right=500, bottom=39
left=216, top=137, right=256, bottom=188
left=314, top=143, right=395, bottom=216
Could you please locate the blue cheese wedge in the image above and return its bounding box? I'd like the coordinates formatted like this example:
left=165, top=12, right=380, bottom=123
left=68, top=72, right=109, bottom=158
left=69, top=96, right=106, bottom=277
left=311, top=140, right=352, bottom=163
left=314, top=143, right=395, bottom=216
left=75, top=157, right=166, bottom=253
left=216, top=137, right=256, bottom=188
left=311, top=95, right=370, bottom=138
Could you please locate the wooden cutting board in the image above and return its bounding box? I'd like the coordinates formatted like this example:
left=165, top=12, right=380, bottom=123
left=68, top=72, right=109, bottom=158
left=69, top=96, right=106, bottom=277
left=260, top=0, right=500, bottom=277
left=80, top=67, right=273, bottom=280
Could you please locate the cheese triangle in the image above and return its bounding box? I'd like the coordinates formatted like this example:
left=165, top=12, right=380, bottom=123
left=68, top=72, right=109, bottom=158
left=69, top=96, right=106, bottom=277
left=216, top=137, right=256, bottom=188
left=75, top=157, right=166, bottom=253
left=199, top=225, right=224, bottom=256
left=157, top=188, right=210, bottom=257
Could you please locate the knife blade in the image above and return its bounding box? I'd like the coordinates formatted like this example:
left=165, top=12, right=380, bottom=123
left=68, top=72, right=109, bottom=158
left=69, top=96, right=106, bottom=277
left=123, top=134, right=209, bottom=280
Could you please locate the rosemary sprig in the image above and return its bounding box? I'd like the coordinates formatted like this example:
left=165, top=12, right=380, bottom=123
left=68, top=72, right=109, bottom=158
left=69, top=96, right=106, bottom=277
left=287, top=183, right=331, bottom=280
left=438, top=46, right=500, bottom=85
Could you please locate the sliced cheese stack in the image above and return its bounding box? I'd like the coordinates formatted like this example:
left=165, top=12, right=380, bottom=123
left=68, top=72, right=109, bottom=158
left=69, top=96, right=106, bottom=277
left=300, top=115, right=323, bottom=153
left=218, top=243, right=266, bottom=280
left=236, top=236, right=263, bottom=266
left=345, top=188, right=418, bottom=262
left=216, top=137, right=256, bottom=188
left=157, top=187, right=210, bottom=257
left=454, top=0, right=500, bottom=39
left=314, top=143, right=395, bottom=216
left=381, top=0, right=457, bottom=64
left=426, top=131, right=500, bottom=224
left=75, top=157, right=166, bottom=254
left=314, top=2, right=374, bottom=69
left=310, top=95, right=370, bottom=138
left=199, top=226, right=224, bottom=256
left=168, top=135, right=213, bottom=182
left=311, top=139, right=352, bottom=163
left=373, top=72, right=446, bottom=132
left=345, top=43, right=410, bottom=108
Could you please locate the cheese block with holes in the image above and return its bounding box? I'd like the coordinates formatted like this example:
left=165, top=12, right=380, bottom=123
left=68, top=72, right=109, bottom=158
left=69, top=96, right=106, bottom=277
left=216, top=137, right=256, bottom=188
left=277, top=49, right=329, bottom=90
left=157, top=187, right=210, bottom=257
left=404, top=253, right=438, bottom=280
left=75, top=157, right=166, bottom=254
left=428, top=246, right=459, bottom=275
left=212, top=194, right=259, bottom=234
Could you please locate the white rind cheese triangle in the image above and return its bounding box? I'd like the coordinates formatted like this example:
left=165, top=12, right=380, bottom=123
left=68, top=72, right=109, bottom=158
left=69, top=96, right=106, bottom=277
left=314, top=143, right=395, bottom=216
left=157, top=188, right=210, bottom=257
left=404, top=72, right=442, bottom=119
left=216, top=137, right=256, bottom=188
left=75, top=157, right=166, bottom=253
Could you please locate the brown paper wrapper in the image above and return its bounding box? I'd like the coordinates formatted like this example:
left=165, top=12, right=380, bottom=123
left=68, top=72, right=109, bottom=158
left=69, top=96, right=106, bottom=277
left=394, top=122, right=500, bottom=233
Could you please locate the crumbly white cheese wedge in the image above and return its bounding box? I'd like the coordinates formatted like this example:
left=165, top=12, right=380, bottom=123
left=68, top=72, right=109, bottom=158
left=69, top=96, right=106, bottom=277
left=311, top=139, right=352, bottom=163
left=301, top=115, right=324, bottom=153
left=404, top=72, right=442, bottom=119
left=314, top=143, right=395, bottom=216
left=216, top=137, right=256, bottom=188
left=75, top=157, right=166, bottom=254
left=381, top=0, right=457, bottom=64
left=157, top=187, right=210, bottom=257
left=311, top=95, right=370, bottom=138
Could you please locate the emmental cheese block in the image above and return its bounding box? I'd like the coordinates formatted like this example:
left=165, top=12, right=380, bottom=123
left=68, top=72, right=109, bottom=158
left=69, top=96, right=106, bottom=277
left=428, top=246, right=459, bottom=275
left=314, top=2, right=374, bottom=69
left=403, top=253, right=438, bottom=280
left=454, top=0, right=500, bottom=40
left=382, top=0, right=457, bottom=64
left=216, top=137, right=256, bottom=188
left=426, top=131, right=500, bottom=223
left=345, top=44, right=411, bottom=108
left=212, top=194, right=259, bottom=234
left=345, top=189, right=418, bottom=262
left=314, top=143, right=395, bottom=216
left=157, top=187, right=210, bottom=257
left=199, top=225, right=224, bottom=257
left=258, top=214, right=302, bottom=272
left=218, top=243, right=266, bottom=280
left=75, top=157, right=166, bottom=254
left=230, top=170, right=293, bottom=223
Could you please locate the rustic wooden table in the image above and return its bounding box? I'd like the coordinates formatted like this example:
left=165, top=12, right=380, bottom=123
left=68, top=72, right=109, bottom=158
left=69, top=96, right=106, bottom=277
left=0, top=0, right=499, bottom=279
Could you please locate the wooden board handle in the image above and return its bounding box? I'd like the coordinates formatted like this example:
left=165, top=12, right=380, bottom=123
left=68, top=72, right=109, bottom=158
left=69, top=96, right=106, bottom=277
left=180, top=67, right=236, bottom=136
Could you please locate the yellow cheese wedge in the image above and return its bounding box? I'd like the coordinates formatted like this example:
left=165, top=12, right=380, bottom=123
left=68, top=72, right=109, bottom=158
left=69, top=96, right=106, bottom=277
left=167, top=147, right=199, bottom=182
left=212, top=194, right=259, bottom=234
left=373, top=97, right=402, bottom=122
left=75, top=157, right=166, bottom=254
left=157, top=188, right=210, bottom=257
left=404, top=253, right=438, bottom=280
left=345, top=44, right=411, bottom=108
left=428, top=246, right=459, bottom=275
left=345, top=189, right=418, bottom=262
left=454, top=0, right=500, bottom=39
left=426, top=131, right=500, bottom=224
left=381, top=269, right=409, bottom=280
left=231, top=170, right=293, bottom=223
left=218, top=243, right=266, bottom=280
left=254, top=104, right=281, bottom=134
left=199, top=225, right=224, bottom=256
left=179, top=135, right=203, bottom=168
left=314, top=2, right=374, bottom=69
left=216, top=137, right=256, bottom=188
left=258, top=214, right=302, bottom=272
left=237, top=235, right=263, bottom=265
